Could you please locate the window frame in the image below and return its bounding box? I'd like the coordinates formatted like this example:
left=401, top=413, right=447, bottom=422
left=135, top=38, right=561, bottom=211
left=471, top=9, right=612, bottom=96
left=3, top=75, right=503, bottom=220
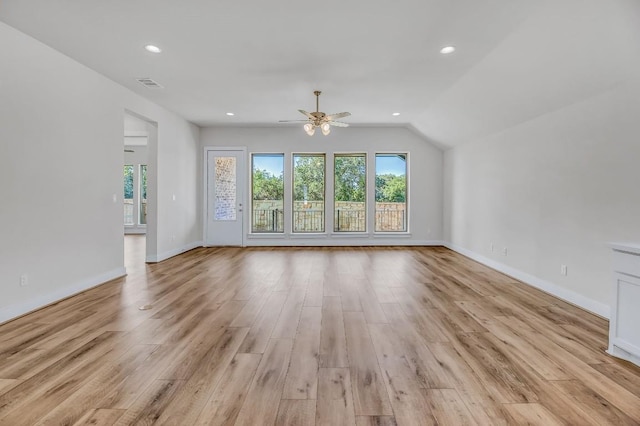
left=374, top=152, right=408, bottom=233
left=250, top=153, right=285, bottom=233
left=333, top=153, right=367, bottom=233
left=292, top=153, right=326, bottom=234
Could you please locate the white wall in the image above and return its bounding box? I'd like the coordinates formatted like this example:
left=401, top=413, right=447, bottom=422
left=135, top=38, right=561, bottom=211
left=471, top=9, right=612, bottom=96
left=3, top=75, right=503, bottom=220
left=201, top=126, right=443, bottom=245
left=0, top=22, right=201, bottom=323
left=444, top=76, right=640, bottom=319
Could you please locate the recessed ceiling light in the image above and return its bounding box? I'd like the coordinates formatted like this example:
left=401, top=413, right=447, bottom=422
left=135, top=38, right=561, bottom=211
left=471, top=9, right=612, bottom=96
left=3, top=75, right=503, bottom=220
left=440, top=46, right=456, bottom=54
left=226, top=112, right=235, bottom=116
left=144, top=45, right=162, bottom=53
left=392, top=112, right=401, bottom=116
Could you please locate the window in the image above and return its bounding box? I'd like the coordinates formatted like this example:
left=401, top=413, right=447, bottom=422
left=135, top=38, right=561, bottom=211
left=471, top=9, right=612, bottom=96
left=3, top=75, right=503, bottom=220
left=139, top=165, right=147, bottom=225
left=293, top=154, right=325, bottom=232
left=375, top=154, right=407, bottom=232
left=334, top=154, right=366, bottom=232
left=123, top=165, right=134, bottom=225
left=251, top=154, right=284, bottom=232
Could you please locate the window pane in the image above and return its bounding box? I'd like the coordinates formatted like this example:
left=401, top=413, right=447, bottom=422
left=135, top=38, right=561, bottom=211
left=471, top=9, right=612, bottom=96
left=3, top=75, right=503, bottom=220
left=252, top=154, right=284, bottom=232
left=139, top=165, right=147, bottom=225
left=214, top=156, right=237, bottom=221
left=293, top=154, right=325, bottom=232
left=334, top=154, right=366, bottom=232
left=123, top=165, right=134, bottom=225
left=375, top=154, right=407, bottom=232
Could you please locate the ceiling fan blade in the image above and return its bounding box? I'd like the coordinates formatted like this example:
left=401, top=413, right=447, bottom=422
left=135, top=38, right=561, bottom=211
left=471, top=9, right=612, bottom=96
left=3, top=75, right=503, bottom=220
left=329, top=121, right=349, bottom=128
left=326, top=112, right=351, bottom=121
left=279, top=119, right=311, bottom=123
left=298, top=109, right=314, bottom=119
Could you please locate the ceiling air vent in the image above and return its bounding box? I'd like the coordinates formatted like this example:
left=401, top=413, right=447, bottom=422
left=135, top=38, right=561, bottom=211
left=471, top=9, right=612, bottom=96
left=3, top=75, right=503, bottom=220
left=136, top=78, right=164, bottom=89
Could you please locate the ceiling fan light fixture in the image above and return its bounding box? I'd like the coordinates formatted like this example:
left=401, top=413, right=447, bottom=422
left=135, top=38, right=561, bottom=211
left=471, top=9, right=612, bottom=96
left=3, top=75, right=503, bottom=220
left=440, top=45, right=456, bottom=54
left=144, top=44, right=162, bottom=53
left=304, top=123, right=315, bottom=136
left=321, top=123, right=331, bottom=135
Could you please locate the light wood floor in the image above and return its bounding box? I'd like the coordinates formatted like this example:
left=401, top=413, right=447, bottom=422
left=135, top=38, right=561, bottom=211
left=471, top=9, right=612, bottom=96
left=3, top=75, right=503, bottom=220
left=1, top=238, right=640, bottom=425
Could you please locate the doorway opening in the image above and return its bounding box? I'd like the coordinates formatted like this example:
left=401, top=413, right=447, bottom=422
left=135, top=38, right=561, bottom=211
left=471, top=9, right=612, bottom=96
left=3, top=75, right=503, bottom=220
left=124, top=111, right=157, bottom=265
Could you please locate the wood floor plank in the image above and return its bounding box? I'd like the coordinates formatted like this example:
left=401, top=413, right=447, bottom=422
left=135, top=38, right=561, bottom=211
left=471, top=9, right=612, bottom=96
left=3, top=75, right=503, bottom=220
left=229, top=287, right=271, bottom=327
left=356, top=416, right=398, bottom=426
left=72, top=409, right=125, bottom=426
left=153, top=327, right=250, bottom=425
left=343, top=311, right=393, bottom=416
left=283, top=307, right=322, bottom=399
left=423, top=388, right=478, bottom=426
left=0, top=331, right=129, bottom=424
left=0, top=380, right=18, bottom=397
left=383, top=374, right=437, bottom=426
left=317, top=368, right=356, bottom=426
left=276, top=400, right=316, bottom=426
left=272, top=286, right=307, bottom=339
left=591, top=361, right=640, bottom=396
left=112, top=379, right=184, bottom=426
left=502, top=403, right=564, bottom=426
left=237, top=292, right=288, bottom=354
left=304, top=277, right=325, bottom=307
left=549, top=379, right=639, bottom=425
left=380, top=303, right=454, bottom=389
left=1, top=242, right=639, bottom=426
left=193, top=353, right=261, bottom=426
left=319, top=302, right=349, bottom=368
left=428, top=343, right=508, bottom=425
left=481, top=318, right=572, bottom=381
left=33, top=344, right=159, bottom=426
left=234, top=338, right=294, bottom=426
left=357, top=281, right=389, bottom=324
left=450, top=332, right=539, bottom=404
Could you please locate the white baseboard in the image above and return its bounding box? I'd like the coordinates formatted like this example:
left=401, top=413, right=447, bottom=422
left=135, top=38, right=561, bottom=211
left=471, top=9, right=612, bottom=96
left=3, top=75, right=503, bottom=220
left=444, top=242, right=610, bottom=319
left=243, top=239, right=443, bottom=247
left=0, top=267, right=126, bottom=325
left=146, top=240, right=203, bottom=263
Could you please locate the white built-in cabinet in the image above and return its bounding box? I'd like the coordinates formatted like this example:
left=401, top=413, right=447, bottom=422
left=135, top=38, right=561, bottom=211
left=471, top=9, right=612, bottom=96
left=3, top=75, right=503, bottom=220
left=608, top=243, right=640, bottom=367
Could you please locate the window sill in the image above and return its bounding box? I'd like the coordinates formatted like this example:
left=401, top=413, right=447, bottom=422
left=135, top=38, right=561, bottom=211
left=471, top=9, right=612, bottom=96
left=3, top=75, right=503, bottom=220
left=329, top=232, right=370, bottom=238
left=373, top=232, right=412, bottom=238
left=290, top=233, right=328, bottom=239
left=247, top=233, right=286, bottom=239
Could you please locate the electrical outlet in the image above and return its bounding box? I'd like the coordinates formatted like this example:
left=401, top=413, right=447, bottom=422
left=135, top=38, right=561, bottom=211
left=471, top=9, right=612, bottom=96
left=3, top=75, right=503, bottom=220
left=561, top=264, right=567, bottom=276
left=20, top=274, right=28, bottom=286
left=502, top=247, right=508, bottom=256
left=490, top=243, right=494, bottom=252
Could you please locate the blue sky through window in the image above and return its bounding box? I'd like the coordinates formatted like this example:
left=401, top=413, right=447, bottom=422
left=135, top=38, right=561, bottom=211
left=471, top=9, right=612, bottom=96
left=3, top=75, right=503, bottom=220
left=253, top=154, right=405, bottom=176
left=376, top=154, right=406, bottom=176
left=253, top=154, right=284, bottom=176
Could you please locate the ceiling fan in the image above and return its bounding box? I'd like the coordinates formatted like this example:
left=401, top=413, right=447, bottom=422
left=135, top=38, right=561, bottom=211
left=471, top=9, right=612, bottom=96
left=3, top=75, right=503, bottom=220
left=279, top=91, right=351, bottom=136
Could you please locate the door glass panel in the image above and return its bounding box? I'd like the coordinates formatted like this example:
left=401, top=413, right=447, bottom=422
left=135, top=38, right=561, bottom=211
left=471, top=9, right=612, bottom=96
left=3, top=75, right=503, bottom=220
left=214, top=156, right=237, bottom=221
left=123, top=165, right=134, bottom=225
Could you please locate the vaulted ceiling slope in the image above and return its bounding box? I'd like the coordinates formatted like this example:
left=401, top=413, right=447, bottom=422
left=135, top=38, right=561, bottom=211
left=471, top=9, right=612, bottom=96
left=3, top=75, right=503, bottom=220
left=1, top=0, right=638, bottom=148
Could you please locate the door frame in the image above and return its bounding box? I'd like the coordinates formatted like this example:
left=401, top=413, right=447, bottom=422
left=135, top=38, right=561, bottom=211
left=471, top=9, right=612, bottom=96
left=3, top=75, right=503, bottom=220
left=203, top=146, right=247, bottom=247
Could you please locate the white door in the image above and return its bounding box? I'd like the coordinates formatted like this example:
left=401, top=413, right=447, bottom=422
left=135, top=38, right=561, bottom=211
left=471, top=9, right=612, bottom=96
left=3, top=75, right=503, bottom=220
left=206, top=149, right=245, bottom=246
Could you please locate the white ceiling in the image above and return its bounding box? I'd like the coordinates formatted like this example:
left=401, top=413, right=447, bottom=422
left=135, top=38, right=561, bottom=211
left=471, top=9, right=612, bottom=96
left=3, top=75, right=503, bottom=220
left=1, top=0, right=638, bottom=148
